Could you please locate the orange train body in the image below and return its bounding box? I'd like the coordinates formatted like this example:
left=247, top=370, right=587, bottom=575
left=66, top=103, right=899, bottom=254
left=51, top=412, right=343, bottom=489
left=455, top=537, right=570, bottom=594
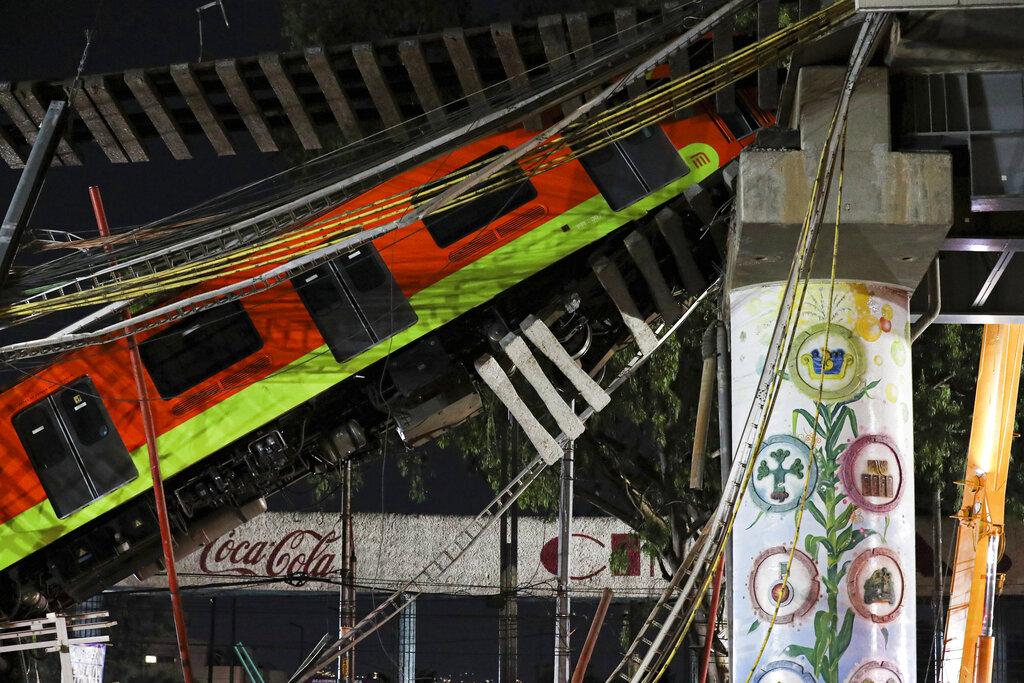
left=0, top=101, right=768, bottom=598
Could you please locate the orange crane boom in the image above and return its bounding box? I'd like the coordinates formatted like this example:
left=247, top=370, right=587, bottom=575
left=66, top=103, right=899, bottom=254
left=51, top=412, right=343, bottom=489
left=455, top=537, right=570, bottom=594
left=941, top=324, right=1024, bottom=683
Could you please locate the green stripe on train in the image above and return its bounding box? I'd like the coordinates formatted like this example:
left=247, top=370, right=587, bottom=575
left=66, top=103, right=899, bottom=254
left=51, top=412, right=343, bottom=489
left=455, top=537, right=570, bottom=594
left=0, top=144, right=718, bottom=571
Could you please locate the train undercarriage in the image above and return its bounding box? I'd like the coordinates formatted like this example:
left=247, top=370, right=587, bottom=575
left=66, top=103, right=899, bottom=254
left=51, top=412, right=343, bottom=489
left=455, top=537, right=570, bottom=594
left=0, top=162, right=734, bottom=635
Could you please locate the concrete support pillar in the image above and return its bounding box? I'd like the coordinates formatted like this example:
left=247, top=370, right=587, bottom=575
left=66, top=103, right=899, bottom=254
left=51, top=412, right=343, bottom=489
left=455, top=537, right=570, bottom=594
left=727, top=67, right=952, bottom=683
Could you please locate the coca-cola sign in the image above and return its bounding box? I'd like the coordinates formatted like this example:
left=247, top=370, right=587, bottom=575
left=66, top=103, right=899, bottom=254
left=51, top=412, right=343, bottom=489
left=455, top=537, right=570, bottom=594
left=124, top=512, right=668, bottom=596
left=198, top=528, right=340, bottom=578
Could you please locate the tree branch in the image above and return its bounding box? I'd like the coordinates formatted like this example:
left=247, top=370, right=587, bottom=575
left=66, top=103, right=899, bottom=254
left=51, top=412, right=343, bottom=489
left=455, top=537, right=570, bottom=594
left=575, top=487, right=642, bottom=529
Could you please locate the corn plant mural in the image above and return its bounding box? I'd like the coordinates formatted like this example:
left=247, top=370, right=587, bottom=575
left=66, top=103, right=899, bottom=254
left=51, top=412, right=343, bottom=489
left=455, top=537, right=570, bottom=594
left=780, top=384, right=879, bottom=683
left=732, top=281, right=915, bottom=683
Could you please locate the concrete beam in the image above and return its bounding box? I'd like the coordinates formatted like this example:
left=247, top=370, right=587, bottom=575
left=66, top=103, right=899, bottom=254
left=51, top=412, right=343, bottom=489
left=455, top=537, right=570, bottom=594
left=0, top=124, right=24, bottom=169
left=731, top=67, right=953, bottom=292
left=124, top=69, right=191, bottom=160
left=0, top=82, right=59, bottom=165
left=170, top=63, right=234, bottom=156
left=662, top=2, right=693, bottom=118
left=215, top=59, right=279, bottom=153
left=68, top=85, right=128, bottom=163
left=258, top=53, right=321, bottom=150
left=490, top=22, right=543, bottom=130
left=566, top=12, right=602, bottom=102
left=443, top=28, right=488, bottom=109
left=14, top=84, right=80, bottom=165
left=352, top=43, right=405, bottom=135
left=84, top=76, right=148, bottom=162
left=565, top=12, right=594, bottom=60
left=305, top=47, right=363, bottom=143
left=538, top=15, right=580, bottom=116
left=397, top=39, right=447, bottom=130
left=614, top=8, right=645, bottom=100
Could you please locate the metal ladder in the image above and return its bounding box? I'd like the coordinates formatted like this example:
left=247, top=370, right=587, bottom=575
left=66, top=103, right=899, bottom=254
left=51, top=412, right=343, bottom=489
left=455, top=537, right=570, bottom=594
left=288, top=226, right=714, bottom=683
left=603, top=12, right=886, bottom=680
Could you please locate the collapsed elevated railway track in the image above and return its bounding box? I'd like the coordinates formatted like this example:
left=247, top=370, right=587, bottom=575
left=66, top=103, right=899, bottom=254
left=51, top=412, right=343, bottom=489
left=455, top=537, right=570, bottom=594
left=0, top=2, right=869, bottom=681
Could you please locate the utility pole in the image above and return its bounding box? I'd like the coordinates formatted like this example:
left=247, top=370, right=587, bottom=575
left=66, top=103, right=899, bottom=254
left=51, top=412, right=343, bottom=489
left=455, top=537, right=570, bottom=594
left=91, top=186, right=194, bottom=683
left=933, top=486, right=944, bottom=683
left=0, top=100, right=67, bottom=291
left=554, top=413, right=574, bottom=683
left=499, top=413, right=519, bottom=683
left=338, top=460, right=356, bottom=682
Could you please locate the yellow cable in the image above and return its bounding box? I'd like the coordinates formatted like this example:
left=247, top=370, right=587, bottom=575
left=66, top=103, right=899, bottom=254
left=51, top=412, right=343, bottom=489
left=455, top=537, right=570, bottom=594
left=1, top=0, right=855, bottom=323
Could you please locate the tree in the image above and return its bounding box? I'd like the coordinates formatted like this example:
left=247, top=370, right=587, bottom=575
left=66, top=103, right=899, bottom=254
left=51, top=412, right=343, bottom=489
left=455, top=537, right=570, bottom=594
left=911, top=323, right=982, bottom=516
left=438, top=304, right=720, bottom=576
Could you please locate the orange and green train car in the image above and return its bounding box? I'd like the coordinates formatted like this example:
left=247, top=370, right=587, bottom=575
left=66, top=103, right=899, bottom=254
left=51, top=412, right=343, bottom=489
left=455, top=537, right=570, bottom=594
left=0, top=100, right=768, bottom=618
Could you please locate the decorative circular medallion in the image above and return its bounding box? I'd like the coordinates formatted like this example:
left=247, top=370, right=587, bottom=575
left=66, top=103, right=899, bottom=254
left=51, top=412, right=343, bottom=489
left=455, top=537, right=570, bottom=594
left=847, top=547, right=905, bottom=623
left=749, top=435, right=818, bottom=513
left=788, top=323, right=865, bottom=401
left=748, top=546, right=820, bottom=624
left=840, top=434, right=904, bottom=513
left=753, top=660, right=816, bottom=683
left=845, top=659, right=903, bottom=683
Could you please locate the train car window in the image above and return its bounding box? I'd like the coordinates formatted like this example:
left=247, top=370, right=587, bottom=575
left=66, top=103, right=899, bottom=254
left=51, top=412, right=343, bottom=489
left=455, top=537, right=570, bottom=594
left=293, top=245, right=418, bottom=363
left=416, top=146, right=538, bottom=248
left=292, top=263, right=375, bottom=363
left=140, top=300, right=264, bottom=399
left=578, top=124, right=689, bottom=212
left=12, top=376, right=136, bottom=519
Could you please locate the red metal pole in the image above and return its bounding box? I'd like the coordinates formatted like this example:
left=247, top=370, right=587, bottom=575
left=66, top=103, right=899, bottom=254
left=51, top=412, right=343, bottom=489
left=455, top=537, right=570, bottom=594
left=89, top=186, right=195, bottom=683
left=570, top=588, right=613, bottom=683
left=698, top=556, right=725, bottom=683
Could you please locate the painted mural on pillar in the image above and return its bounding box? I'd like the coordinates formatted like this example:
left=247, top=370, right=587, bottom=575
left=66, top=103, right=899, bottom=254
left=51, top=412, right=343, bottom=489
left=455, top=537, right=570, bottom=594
left=730, top=281, right=915, bottom=683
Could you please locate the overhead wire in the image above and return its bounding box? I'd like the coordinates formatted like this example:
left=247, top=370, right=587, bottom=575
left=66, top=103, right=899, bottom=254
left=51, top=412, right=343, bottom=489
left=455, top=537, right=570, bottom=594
left=607, top=10, right=888, bottom=682
left=5, top=1, right=710, bottom=301
left=0, top=0, right=856, bottom=355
